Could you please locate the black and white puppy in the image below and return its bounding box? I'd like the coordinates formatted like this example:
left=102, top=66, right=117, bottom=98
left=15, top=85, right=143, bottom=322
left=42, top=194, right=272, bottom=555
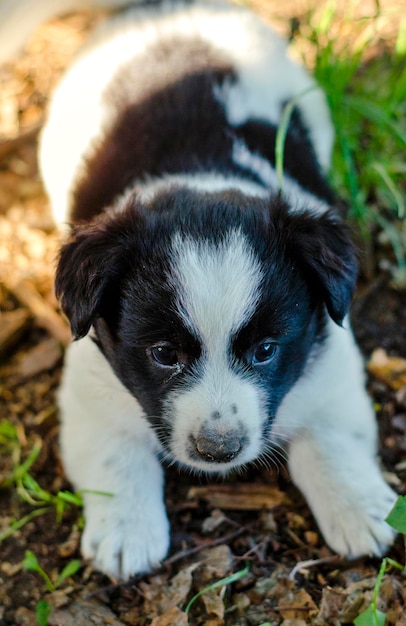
left=2, top=0, right=396, bottom=579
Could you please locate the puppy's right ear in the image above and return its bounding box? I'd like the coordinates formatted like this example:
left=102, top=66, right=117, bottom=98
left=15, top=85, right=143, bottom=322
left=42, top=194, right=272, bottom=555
left=55, top=210, right=143, bottom=340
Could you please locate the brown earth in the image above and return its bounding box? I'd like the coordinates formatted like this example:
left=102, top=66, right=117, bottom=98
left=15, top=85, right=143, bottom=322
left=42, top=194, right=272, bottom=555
left=1, top=2, right=406, bottom=625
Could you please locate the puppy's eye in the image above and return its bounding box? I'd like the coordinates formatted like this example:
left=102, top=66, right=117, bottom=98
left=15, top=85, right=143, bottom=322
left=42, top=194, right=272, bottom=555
left=252, top=341, right=278, bottom=365
left=149, top=345, right=179, bottom=367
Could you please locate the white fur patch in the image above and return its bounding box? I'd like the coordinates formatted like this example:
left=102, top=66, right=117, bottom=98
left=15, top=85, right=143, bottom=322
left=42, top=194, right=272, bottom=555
left=134, top=172, right=268, bottom=203
left=167, top=229, right=266, bottom=471
left=171, top=229, right=262, bottom=349
left=271, top=319, right=397, bottom=557
left=168, top=362, right=265, bottom=473
left=232, top=139, right=329, bottom=214
left=59, top=336, right=169, bottom=579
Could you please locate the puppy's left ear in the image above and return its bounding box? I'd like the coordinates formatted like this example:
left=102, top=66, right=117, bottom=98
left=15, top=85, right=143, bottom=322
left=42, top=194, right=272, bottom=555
left=274, top=205, right=358, bottom=325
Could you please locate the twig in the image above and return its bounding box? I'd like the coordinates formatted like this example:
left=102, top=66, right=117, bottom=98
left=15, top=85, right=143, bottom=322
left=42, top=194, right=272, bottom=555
left=4, top=277, right=71, bottom=346
left=0, top=121, right=43, bottom=161
left=0, top=308, right=31, bottom=356
left=163, top=527, right=246, bottom=567
left=289, top=555, right=340, bottom=580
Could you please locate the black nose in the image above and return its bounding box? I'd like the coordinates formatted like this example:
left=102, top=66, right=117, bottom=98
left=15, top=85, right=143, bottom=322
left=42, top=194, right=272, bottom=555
left=195, top=433, right=242, bottom=463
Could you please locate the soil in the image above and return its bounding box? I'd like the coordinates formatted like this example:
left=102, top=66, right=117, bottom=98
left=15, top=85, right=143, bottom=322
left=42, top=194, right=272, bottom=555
left=0, top=3, right=405, bottom=625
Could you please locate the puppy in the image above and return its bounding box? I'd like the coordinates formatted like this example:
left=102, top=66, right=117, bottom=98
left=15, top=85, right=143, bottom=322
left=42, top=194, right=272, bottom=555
left=2, top=0, right=396, bottom=579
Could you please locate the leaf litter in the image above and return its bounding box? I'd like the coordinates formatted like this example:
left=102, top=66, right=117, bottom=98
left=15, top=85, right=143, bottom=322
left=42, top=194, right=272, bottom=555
left=0, top=2, right=406, bottom=625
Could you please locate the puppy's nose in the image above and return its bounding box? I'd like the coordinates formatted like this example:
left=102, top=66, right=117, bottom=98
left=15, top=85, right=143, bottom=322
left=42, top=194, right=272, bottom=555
left=195, top=432, right=241, bottom=463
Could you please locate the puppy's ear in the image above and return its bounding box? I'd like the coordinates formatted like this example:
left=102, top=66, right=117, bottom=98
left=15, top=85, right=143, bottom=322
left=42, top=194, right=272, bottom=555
left=55, top=210, right=143, bottom=340
left=273, top=203, right=358, bottom=325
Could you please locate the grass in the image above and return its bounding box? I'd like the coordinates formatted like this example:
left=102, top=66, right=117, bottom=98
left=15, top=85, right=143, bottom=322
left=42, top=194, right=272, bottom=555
left=23, top=550, right=81, bottom=626
left=353, top=496, right=406, bottom=626
left=23, top=549, right=81, bottom=594
left=184, top=564, right=249, bottom=614
left=292, top=0, right=406, bottom=283
left=354, top=556, right=404, bottom=626
left=0, top=418, right=83, bottom=541
left=0, top=417, right=113, bottom=545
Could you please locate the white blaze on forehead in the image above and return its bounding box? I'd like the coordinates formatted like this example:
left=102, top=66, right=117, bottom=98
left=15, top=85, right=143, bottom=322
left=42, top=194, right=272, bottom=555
left=170, top=230, right=263, bottom=349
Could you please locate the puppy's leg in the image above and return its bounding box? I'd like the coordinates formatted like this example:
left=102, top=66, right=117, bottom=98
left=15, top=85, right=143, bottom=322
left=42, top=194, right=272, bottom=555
left=289, top=430, right=396, bottom=557
left=59, top=336, right=170, bottom=579
left=280, top=322, right=397, bottom=557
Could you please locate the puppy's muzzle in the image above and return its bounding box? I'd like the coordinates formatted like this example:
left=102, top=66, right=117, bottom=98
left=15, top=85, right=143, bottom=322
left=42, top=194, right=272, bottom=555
left=193, top=429, right=242, bottom=463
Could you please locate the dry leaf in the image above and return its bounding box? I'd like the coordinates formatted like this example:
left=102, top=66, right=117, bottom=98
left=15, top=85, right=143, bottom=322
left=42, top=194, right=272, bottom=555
left=14, top=607, right=38, bottom=626
left=304, top=530, right=319, bottom=546
left=139, top=565, right=196, bottom=621
left=201, top=617, right=224, bottom=626
left=49, top=598, right=126, bottom=626
left=16, top=336, right=62, bottom=378
left=315, top=587, right=347, bottom=624
left=278, top=588, right=318, bottom=620
left=58, top=527, right=81, bottom=559
left=0, top=308, right=31, bottom=356
left=188, top=482, right=288, bottom=510
left=48, top=588, right=74, bottom=610
left=231, top=592, right=250, bottom=613
left=202, top=509, right=226, bottom=533
left=164, top=563, right=198, bottom=607
left=149, top=606, right=188, bottom=626
left=198, top=545, right=233, bottom=580
left=7, top=278, right=71, bottom=346
left=368, top=348, right=406, bottom=390
left=200, top=589, right=225, bottom=620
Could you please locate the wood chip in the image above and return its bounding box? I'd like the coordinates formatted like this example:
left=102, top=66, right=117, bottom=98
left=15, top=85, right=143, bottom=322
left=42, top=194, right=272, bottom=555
left=149, top=607, right=188, bottom=626
left=163, top=563, right=197, bottom=608
left=0, top=308, right=31, bottom=356
left=368, top=348, right=406, bottom=390
left=49, top=598, right=126, bottom=626
left=278, top=588, right=318, bottom=620
left=5, top=278, right=71, bottom=346
left=187, top=483, right=288, bottom=511
left=16, top=336, right=62, bottom=378
left=0, top=121, right=43, bottom=161
left=200, top=590, right=225, bottom=620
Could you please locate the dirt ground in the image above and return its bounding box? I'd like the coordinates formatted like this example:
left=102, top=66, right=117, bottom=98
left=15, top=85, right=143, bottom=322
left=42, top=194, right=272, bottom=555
left=0, top=2, right=406, bottom=625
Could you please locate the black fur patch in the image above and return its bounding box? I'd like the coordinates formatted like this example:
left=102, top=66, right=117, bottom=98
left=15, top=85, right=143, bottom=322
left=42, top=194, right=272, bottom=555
left=71, top=37, right=334, bottom=222
left=72, top=38, right=243, bottom=221
left=235, top=107, right=335, bottom=204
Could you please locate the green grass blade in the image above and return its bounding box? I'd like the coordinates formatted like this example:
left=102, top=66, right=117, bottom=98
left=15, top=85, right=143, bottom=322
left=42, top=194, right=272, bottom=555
left=54, top=560, right=81, bottom=589
left=371, top=163, right=405, bottom=218
left=184, top=565, right=249, bottom=614
left=395, top=19, right=406, bottom=55
left=56, top=490, right=83, bottom=506
left=23, top=550, right=54, bottom=593
left=35, top=600, right=52, bottom=626
left=275, top=86, right=316, bottom=190
left=0, top=507, right=51, bottom=543
left=346, top=96, right=406, bottom=147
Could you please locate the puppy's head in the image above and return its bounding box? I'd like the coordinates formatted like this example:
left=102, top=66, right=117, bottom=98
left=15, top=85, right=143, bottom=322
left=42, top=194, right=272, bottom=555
left=56, top=188, right=357, bottom=473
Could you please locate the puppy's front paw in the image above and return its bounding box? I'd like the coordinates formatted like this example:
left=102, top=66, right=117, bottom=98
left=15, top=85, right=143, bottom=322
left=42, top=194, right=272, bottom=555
left=81, top=497, right=170, bottom=580
left=318, top=482, right=397, bottom=559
